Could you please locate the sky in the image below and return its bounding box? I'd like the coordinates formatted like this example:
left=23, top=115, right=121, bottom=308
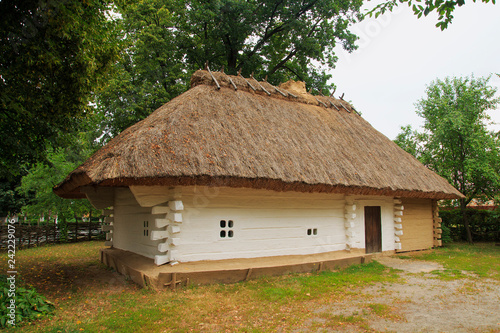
left=330, top=1, right=500, bottom=140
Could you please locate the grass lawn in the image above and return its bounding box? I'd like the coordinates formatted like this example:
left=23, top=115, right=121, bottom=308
left=1, top=242, right=498, bottom=332
left=398, top=242, right=500, bottom=281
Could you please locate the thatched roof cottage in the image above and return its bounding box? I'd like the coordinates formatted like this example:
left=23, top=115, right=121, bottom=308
left=55, top=70, right=462, bottom=286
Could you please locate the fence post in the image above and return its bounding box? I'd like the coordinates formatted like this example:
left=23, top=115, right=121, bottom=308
left=74, top=214, right=78, bottom=242
left=27, top=224, right=31, bottom=248
left=54, top=219, right=57, bottom=243
left=88, top=211, right=92, bottom=241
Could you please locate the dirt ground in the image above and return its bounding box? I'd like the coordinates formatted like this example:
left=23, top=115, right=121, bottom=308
left=307, top=257, right=500, bottom=333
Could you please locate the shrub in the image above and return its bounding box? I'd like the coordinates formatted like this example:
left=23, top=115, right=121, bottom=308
left=440, top=224, right=453, bottom=243
left=0, top=275, right=54, bottom=328
left=440, top=209, right=500, bottom=242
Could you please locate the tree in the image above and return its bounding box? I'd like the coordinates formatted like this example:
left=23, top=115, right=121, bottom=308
left=367, top=0, right=496, bottom=30
left=394, top=125, right=422, bottom=157
left=0, top=178, right=25, bottom=217
left=0, top=0, right=120, bottom=179
left=396, top=75, right=500, bottom=243
left=17, top=139, right=99, bottom=226
left=97, top=0, right=363, bottom=136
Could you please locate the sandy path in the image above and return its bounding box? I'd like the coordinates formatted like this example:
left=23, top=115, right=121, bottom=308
left=308, top=258, right=500, bottom=332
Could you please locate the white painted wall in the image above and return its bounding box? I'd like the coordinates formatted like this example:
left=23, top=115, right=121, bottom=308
left=173, top=187, right=397, bottom=262
left=112, top=186, right=399, bottom=263
left=113, top=188, right=162, bottom=259
left=349, top=197, right=395, bottom=252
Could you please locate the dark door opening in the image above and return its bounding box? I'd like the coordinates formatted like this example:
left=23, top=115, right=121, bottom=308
left=364, top=206, right=382, bottom=253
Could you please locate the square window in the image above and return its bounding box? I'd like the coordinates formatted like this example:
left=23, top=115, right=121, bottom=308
left=307, top=228, right=318, bottom=236
left=220, top=220, right=234, bottom=238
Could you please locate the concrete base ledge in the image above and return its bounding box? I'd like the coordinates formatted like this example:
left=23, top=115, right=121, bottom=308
left=100, top=248, right=373, bottom=290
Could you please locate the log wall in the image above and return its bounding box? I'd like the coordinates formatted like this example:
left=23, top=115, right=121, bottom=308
left=398, top=198, right=434, bottom=251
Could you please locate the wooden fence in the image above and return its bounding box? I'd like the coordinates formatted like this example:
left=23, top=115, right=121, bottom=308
left=0, top=222, right=105, bottom=249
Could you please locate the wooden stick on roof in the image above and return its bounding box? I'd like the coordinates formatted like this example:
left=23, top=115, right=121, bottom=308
left=221, top=66, right=237, bottom=90
left=338, top=99, right=350, bottom=113
left=327, top=98, right=340, bottom=111
left=206, top=64, right=220, bottom=90
left=239, top=72, right=256, bottom=91
left=351, top=106, right=361, bottom=116
left=252, top=76, right=271, bottom=96
left=284, top=89, right=298, bottom=98
left=314, top=96, right=328, bottom=108
left=228, top=76, right=238, bottom=90
left=271, top=84, right=288, bottom=97
left=339, top=93, right=351, bottom=113
left=330, top=87, right=336, bottom=97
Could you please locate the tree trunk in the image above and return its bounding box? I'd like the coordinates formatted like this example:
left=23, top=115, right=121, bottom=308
left=460, top=199, right=473, bottom=244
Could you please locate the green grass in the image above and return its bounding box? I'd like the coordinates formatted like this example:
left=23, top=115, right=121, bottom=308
left=404, top=243, right=500, bottom=280
left=249, top=261, right=400, bottom=303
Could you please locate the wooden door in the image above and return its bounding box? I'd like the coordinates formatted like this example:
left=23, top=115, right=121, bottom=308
left=364, top=206, right=382, bottom=253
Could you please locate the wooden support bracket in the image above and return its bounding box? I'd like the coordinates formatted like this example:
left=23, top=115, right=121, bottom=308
left=152, top=206, right=170, bottom=215
left=102, top=209, right=114, bottom=216
left=164, top=273, right=182, bottom=291
left=318, top=261, right=324, bottom=272
left=168, top=200, right=184, bottom=211
left=245, top=268, right=253, bottom=281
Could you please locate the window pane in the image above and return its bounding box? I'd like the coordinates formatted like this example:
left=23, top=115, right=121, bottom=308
left=220, top=230, right=226, bottom=238
left=220, top=220, right=226, bottom=228
left=228, top=220, right=234, bottom=228
left=228, top=230, right=233, bottom=237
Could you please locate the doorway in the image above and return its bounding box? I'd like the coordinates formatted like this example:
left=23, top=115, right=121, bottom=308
left=364, top=206, right=382, bottom=253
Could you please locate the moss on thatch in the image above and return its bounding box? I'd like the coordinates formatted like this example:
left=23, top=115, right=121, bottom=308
left=54, top=70, right=463, bottom=200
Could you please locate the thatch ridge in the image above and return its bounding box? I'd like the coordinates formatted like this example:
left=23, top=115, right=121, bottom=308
left=54, top=70, right=463, bottom=200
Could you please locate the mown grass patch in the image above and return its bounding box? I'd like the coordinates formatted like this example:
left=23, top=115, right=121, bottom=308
left=247, top=261, right=400, bottom=303
left=404, top=243, right=500, bottom=280
left=311, top=311, right=370, bottom=331
left=366, top=303, right=404, bottom=322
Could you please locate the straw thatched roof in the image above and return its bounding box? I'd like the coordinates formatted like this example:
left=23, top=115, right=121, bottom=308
left=54, top=70, right=463, bottom=200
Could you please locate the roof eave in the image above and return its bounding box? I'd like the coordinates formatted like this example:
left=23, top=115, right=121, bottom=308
left=54, top=175, right=463, bottom=200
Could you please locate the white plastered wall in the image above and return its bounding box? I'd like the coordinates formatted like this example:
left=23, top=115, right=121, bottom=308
left=176, top=187, right=347, bottom=262
left=112, top=188, right=162, bottom=259
left=348, top=196, right=396, bottom=252
left=111, top=186, right=399, bottom=263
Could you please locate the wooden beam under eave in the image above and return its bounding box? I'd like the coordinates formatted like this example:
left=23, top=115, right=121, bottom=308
left=81, top=186, right=115, bottom=209
left=129, top=186, right=178, bottom=207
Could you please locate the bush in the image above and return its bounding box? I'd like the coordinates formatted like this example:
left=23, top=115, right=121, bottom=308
left=0, top=275, right=54, bottom=328
left=440, top=224, right=453, bottom=243
left=440, top=209, right=500, bottom=242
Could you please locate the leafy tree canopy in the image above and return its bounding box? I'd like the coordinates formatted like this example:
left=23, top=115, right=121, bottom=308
left=97, top=0, right=363, bottom=136
left=0, top=0, right=120, bottom=179
left=395, top=75, right=500, bottom=242
left=17, top=135, right=99, bottom=222
left=367, top=0, right=496, bottom=30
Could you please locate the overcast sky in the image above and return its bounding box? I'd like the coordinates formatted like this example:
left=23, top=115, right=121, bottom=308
left=330, top=1, right=500, bottom=140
